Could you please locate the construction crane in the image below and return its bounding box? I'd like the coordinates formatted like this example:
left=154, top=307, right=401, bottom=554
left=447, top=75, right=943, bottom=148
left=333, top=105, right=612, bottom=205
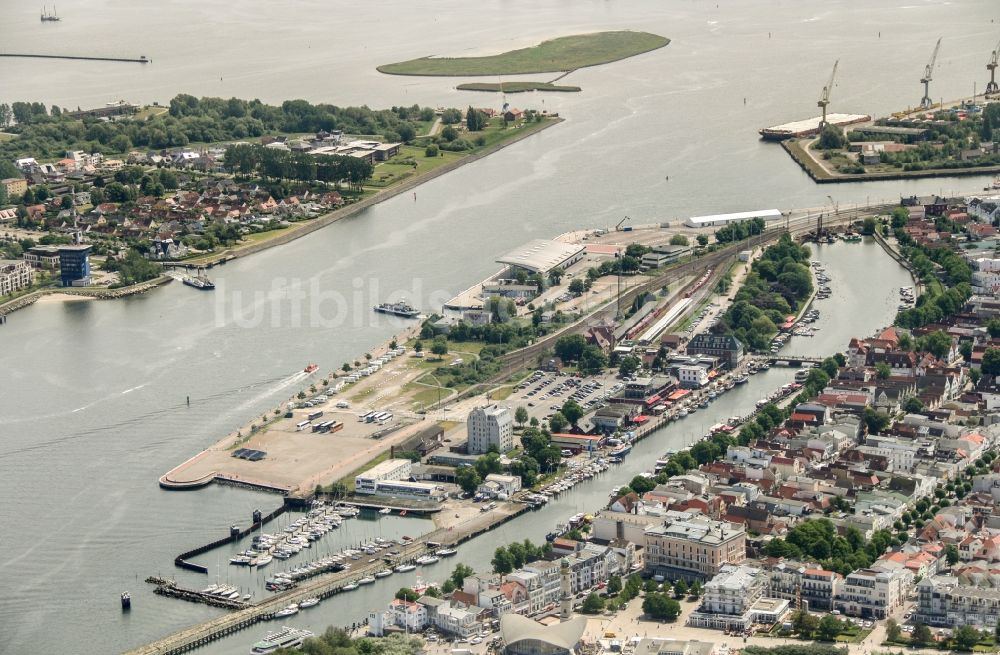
left=920, top=37, right=942, bottom=110
left=987, top=38, right=1000, bottom=95
left=817, top=60, right=839, bottom=130
left=615, top=216, right=630, bottom=318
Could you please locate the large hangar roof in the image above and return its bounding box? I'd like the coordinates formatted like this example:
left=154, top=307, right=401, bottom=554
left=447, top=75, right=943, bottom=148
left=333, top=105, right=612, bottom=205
left=496, top=239, right=586, bottom=274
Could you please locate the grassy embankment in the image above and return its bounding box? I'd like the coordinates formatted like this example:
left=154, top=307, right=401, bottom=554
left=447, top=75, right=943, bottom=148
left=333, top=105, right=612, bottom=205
left=179, top=116, right=557, bottom=266
left=378, top=31, right=669, bottom=93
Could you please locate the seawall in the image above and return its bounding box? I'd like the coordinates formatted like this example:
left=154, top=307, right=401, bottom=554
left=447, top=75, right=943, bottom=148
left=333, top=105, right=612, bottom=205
left=0, top=274, right=172, bottom=317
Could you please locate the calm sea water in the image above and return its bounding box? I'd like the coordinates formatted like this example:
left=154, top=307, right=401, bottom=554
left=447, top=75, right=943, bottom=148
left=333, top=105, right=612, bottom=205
left=0, top=0, right=988, bottom=652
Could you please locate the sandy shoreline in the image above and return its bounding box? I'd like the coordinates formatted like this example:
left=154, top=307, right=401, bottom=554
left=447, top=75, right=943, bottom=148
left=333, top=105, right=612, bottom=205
left=35, top=293, right=95, bottom=303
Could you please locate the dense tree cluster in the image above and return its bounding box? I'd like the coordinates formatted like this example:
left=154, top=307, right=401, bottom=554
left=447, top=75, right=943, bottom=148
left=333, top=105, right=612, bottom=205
left=103, top=249, right=163, bottom=286
left=894, top=229, right=972, bottom=329
left=520, top=426, right=565, bottom=474
left=763, top=518, right=895, bottom=576
left=271, top=626, right=423, bottom=655
left=491, top=539, right=550, bottom=574
left=224, top=144, right=373, bottom=189
left=742, top=645, right=847, bottom=655
left=0, top=95, right=437, bottom=160
left=553, top=334, right=608, bottom=374
left=716, top=233, right=813, bottom=350
left=816, top=124, right=847, bottom=150
left=714, top=217, right=767, bottom=244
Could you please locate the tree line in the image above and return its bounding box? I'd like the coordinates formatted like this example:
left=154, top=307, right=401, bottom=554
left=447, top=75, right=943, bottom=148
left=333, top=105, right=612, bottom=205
left=893, top=224, right=972, bottom=329
left=223, top=143, right=374, bottom=190
left=0, top=94, right=440, bottom=161
left=763, top=518, right=897, bottom=576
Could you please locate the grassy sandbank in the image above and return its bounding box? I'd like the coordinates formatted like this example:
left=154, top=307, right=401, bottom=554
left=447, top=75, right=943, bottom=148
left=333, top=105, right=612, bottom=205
left=378, top=31, right=669, bottom=76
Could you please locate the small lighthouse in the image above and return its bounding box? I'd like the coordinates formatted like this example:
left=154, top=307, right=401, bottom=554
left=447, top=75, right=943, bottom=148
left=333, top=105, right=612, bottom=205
left=559, top=558, right=572, bottom=621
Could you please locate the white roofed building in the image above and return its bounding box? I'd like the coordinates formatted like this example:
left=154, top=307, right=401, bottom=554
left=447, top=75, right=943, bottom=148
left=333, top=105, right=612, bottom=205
left=497, top=239, right=586, bottom=275
left=684, top=209, right=782, bottom=229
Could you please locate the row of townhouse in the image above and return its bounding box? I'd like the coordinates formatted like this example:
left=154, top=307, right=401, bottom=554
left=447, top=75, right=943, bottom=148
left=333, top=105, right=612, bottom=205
left=459, top=542, right=632, bottom=619
left=916, top=575, right=1000, bottom=628
left=368, top=595, right=481, bottom=637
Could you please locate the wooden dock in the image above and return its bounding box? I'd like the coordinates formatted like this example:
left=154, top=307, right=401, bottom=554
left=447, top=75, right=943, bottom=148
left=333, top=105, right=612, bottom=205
left=146, top=578, right=250, bottom=610
left=128, top=536, right=435, bottom=654
left=127, top=503, right=529, bottom=655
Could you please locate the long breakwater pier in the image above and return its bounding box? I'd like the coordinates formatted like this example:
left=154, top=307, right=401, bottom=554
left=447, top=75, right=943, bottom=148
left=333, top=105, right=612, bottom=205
left=128, top=503, right=529, bottom=655
left=0, top=53, right=150, bottom=64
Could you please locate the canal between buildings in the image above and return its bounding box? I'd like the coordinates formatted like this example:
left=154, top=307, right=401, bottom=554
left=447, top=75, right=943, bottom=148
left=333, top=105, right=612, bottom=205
left=0, top=0, right=980, bottom=650
left=183, top=238, right=910, bottom=655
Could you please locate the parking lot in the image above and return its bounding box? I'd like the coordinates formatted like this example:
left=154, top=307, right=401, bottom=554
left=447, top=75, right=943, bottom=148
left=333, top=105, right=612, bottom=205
left=507, top=370, right=623, bottom=433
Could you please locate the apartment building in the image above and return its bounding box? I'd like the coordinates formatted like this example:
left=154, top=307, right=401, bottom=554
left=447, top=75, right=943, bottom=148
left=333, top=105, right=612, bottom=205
left=916, top=575, right=1000, bottom=628
left=0, top=259, right=34, bottom=296
left=506, top=561, right=562, bottom=615
left=767, top=563, right=841, bottom=611
left=834, top=567, right=910, bottom=619
left=644, top=511, right=747, bottom=581
left=688, top=564, right=790, bottom=630
left=467, top=404, right=514, bottom=454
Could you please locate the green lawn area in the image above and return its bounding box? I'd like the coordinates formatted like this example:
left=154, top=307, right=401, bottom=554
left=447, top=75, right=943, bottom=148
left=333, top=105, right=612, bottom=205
left=834, top=626, right=871, bottom=644
left=491, top=385, right=515, bottom=401
left=403, top=382, right=453, bottom=410
left=0, top=132, right=15, bottom=142
left=365, top=146, right=465, bottom=188
left=134, top=106, right=169, bottom=120
left=243, top=227, right=290, bottom=243
left=378, top=31, right=669, bottom=76
left=457, top=82, right=581, bottom=93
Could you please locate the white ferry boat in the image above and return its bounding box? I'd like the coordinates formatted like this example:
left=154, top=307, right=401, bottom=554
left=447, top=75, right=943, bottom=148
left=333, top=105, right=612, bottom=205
left=251, top=626, right=314, bottom=654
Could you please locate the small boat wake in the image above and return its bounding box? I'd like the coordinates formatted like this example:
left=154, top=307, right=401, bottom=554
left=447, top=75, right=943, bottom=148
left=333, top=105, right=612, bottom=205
left=0, top=369, right=308, bottom=460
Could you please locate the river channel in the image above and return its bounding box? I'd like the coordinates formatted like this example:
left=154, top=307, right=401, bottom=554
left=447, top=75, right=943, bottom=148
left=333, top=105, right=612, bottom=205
left=170, top=239, right=911, bottom=655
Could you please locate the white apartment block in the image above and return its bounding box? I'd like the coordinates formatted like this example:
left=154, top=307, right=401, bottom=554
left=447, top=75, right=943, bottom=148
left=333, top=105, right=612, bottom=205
left=0, top=259, right=34, bottom=296
left=677, top=365, right=709, bottom=388
left=834, top=567, right=910, bottom=619
left=467, top=404, right=514, bottom=454
left=917, top=575, right=1000, bottom=628
left=862, top=435, right=920, bottom=472
left=689, top=564, right=789, bottom=630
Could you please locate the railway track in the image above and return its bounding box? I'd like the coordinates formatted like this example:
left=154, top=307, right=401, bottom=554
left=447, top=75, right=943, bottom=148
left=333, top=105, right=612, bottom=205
left=491, top=206, right=889, bottom=383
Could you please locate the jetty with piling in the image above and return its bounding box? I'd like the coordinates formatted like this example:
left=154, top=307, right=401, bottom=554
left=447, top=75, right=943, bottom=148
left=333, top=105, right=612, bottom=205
left=0, top=53, right=150, bottom=64
left=127, top=502, right=528, bottom=655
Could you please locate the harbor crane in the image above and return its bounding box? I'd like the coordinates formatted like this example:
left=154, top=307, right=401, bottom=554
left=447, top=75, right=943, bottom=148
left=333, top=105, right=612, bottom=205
left=920, top=37, right=942, bottom=110
left=987, top=38, right=1000, bottom=95
left=817, top=60, right=839, bottom=130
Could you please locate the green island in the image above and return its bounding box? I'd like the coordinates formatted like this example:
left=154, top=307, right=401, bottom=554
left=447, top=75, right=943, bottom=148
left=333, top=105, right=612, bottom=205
left=456, top=81, right=582, bottom=93
left=784, top=99, right=1000, bottom=183
left=377, top=30, right=669, bottom=77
